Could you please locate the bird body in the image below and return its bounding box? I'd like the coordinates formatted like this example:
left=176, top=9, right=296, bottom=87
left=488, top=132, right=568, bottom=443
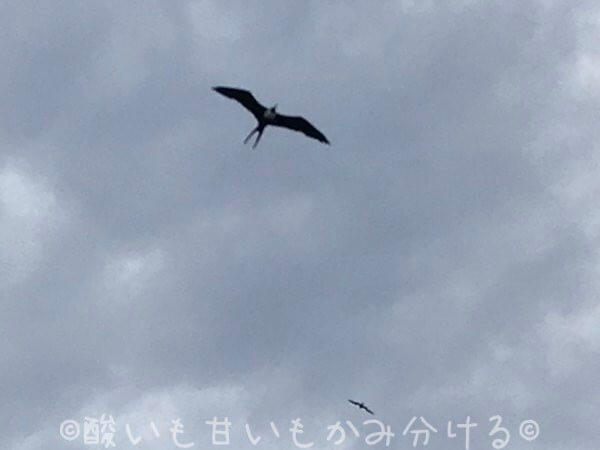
left=348, top=399, right=374, bottom=415
left=213, top=86, right=330, bottom=148
left=263, top=107, right=277, bottom=120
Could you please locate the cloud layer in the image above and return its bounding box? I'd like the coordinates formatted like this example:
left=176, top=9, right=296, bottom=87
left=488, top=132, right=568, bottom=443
left=2, top=1, right=599, bottom=449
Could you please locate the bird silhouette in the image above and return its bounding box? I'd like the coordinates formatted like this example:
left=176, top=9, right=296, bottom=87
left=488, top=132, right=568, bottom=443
left=348, top=399, right=374, bottom=415
left=212, top=86, right=330, bottom=148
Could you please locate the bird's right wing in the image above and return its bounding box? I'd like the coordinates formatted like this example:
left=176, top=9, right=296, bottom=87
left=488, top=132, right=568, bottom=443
left=348, top=399, right=360, bottom=406
left=212, top=86, right=266, bottom=121
left=271, top=114, right=330, bottom=144
left=364, top=407, right=375, bottom=415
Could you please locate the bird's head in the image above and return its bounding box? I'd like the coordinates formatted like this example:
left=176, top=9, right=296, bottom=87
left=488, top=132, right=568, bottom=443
left=264, top=104, right=278, bottom=120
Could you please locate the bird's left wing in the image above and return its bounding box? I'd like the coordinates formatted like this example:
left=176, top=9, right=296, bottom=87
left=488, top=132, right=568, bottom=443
left=212, top=86, right=266, bottom=121
left=271, top=114, right=330, bottom=145
left=364, top=406, right=375, bottom=415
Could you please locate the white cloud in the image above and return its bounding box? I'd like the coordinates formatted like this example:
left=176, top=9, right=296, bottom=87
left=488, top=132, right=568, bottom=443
left=187, top=1, right=242, bottom=42
left=12, top=383, right=252, bottom=450
left=99, top=247, right=167, bottom=304
left=541, top=301, right=600, bottom=378
left=0, top=161, right=67, bottom=286
left=85, top=1, right=177, bottom=99
left=188, top=193, right=318, bottom=261
left=568, top=7, right=600, bottom=99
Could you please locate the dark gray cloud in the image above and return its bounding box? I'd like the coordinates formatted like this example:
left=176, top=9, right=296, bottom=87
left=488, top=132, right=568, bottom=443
left=2, top=1, right=600, bottom=449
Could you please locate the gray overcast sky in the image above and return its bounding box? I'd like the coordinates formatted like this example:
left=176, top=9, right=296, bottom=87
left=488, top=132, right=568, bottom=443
left=1, top=1, right=600, bottom=449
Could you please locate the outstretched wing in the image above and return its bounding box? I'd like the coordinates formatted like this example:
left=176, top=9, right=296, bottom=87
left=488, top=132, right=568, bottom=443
left=212, top=86, right=266, bottom=121
left=348, top=399, right=360, bottom=406
left=271, top=114, right=330, bottom=144
left=363, top=406, right=375, bottom=415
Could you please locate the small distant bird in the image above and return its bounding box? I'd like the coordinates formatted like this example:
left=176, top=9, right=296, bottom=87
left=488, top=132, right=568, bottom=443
left=348, top=399, right=374, bottom=415
left=212, top=86, right=330, bottom=148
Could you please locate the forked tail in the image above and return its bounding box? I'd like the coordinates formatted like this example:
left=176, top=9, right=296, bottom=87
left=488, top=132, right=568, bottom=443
left=243, top=126, right=259, bottom=144
left=243, top=124, right=264, bottom=149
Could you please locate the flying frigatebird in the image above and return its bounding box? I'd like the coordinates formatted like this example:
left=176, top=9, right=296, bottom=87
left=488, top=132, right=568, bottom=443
left=212, top=86, right=330, bottom=148
left=348, top=399, right=374, bottom=415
